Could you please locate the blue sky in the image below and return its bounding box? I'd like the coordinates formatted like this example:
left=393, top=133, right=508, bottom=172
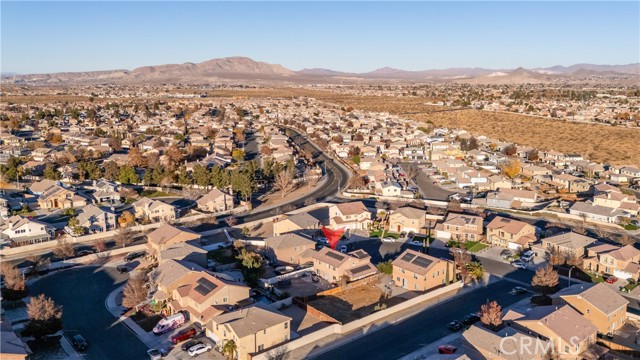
left=2, top=1, right=639, bottom=74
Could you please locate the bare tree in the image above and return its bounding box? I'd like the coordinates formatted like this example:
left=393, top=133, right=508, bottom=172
left=115, top=226, right=133, bottom=248
left=0, top=263, right=26, bottom=291
left=453, top=249, right=472, bottom=283
left=619, top=233, right=635, bottom=246
left=303, top=197, right=317, bottom=206
left=404, top=165, right=420, bottom=182
left=532, top=265, right=559, bottom=296
left=447, top=199, right=463, bottom=213
left=53, top=239, right=75, bottom=260
left=26, top=255, right=51, bottom=273
left=479, top=300, right=503, bottom=330
left=24, top=294, right=63, bottom=338
left=274, top=170, right=295, bottom=198
left=546, top=247, right=566, bottom=266
left=121, top=275, right=148, bottom=311
left=93, top=239, right=107, bottom=253
left=281, top=204, right=295, bottom=213
left=565, top=251, right=583, bottom=268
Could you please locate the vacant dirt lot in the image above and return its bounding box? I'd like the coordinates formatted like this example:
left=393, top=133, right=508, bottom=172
left=309, top=284, right=404, bottom=323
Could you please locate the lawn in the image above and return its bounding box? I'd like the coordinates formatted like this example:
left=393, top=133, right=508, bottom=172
left=140, top=190, right=171, bottom=198
left=369, top=230, right=401, bottom=239
left=588, top=272, right=605, bottom=283
left=622, top=224, right=639, bottom=231
left=369, top=229, right=383, bottom=238
left=623, top=283, right=639, bottom=292
left=208, top=248, right=237, bottom=264
left=446, top=240, right=488, bottom=252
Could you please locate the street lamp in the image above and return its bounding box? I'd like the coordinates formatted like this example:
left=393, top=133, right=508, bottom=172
left=568, top=265, right=576, bottom=287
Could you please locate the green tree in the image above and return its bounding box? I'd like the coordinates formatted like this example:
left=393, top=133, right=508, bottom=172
left=43, top=163, right=61, bottom=180
left=232, top=149, right=245, bottom=162
left=222, top=340, right=237, bottom=360
left=236, top=248, right=264, bottom=287
left=376, top=261, right=393, bottom=275
left=192, top=164, right=211, bottom=188
left=118, top=165, right=139, bottom=184
left=466, top=262, right=485, bottom=282
left=103, top=161, right=120, bottom=181
left=230, top=169, right=254, bottom=202
left=0, top=156, right=21, bottom=182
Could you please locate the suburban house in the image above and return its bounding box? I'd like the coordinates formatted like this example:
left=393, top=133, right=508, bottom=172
left=196, top=187, right=234, bottom=213
left=436, top=213, right=483, bottom=242
left=264, top=233, right=316, bottom=266
left=392, top=249, right=455, bottom=291
left=569, top=202, right=625, bottom=224
left=486, top=188, right=538, bottom=210
left=272, top=212, right=322, bottom=236
left=503, top=305, right=597, bottom=358
left=311, top=247, right=377, bottom=283
left=583, top=243, right=640, bottom=280
left=551, top=283, right=628, bottom=334
left=167, top=271, right=251, bottom=328
left=485, top=216, right=536, bottom=250
left=133, top=197, right=177, bottom=222
left=461, top=325, right=549, bottom=360
left=1, top=215, right=55, bottom=246
left=388, top=207, right=426, bottom=234
left=158, top=241, right=208, bottom=268
left=0, top=319, right=32, bottom=360
left=146, top=224, right=201, bottom=257
left=327, top=201, right=372, bottom=231
left=88, top=180, right=121, bottom=204
left=28, top=179, right=58, bottom=195
left=592, top=191, right=640, bottom=216
left=37, top=183, right=87, bottom=210
left=540, top=232, right=598, bottom=259
left=376, top=181, right=402, bottom=197
left=209, top=304, right=292, bottom=360
left=75, top=204, right=117, bottom=233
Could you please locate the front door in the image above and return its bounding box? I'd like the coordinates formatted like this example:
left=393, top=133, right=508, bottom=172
left=397, top=225, right=402, bottom=232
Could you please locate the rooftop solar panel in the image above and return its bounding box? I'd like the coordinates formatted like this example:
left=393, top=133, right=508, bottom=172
left=400, top=253, right=416, bottom=262
left=326, top=252, right=345, bottom=261
left=194, top=277, right=217, bottom=296
left=411, top=255, right=433, bottom=269
left=350, top=264, right=373, bottom=275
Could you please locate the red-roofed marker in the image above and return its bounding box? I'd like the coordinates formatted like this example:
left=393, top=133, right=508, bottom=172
left=321, top=226, right=345, bottom=250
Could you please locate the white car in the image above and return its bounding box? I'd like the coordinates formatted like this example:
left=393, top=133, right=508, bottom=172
left=381, top=237, right=395, bottom=243
left=511, top=261, right=527, bottom=270
left=188, top=343, right=212, bottom=357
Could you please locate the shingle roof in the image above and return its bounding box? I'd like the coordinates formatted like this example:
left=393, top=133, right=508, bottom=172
left=511, top=305, right=597, bottom=343
left=212, top=303, right=291, bottom=338
left=147, top=224, right=200, bottom=246
left=554, top=283, right=628, bottom=315
left=486, top=216, right=532, bottom=235
left=265, top=233, right=315, bottom=250
left=543, top=232, right=597, bottom=250
left=392, top=249, right=448, bottom=276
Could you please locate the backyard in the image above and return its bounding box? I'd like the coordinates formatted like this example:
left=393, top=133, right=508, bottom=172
left=447, top=240, right=489, bottom=253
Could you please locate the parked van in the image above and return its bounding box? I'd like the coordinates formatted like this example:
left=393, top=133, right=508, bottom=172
left=153, top=312, right=185, bottom=335
left=521, top=250, right=535, bottom=262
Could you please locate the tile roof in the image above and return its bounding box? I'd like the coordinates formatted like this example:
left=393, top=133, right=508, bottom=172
left=212, top=303, right=291, bottom=338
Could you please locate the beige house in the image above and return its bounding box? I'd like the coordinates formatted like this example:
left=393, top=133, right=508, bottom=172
left=158, top=241, right=208, bottom=268
left=583, top=243, right=640, bottom=280
left=552, top=283, right=628, bottom=334
left=328, top=201, right=372, bottom=231
left=196, top=187, right=234, bottom=213
left=272, top=212, right=322, bottom=236
left=540, top=232, right=598, bottom=259
left=462, top=325, right=548, bottom=360
left=0, top=320, right=31, bottom=360
left=147, top=224, right=201, bottom=257
left=486, top=216, right=536, bottom=250
left=503, top=305, right=597, bottom=359
left=389, top=207, right=426, bottom=234
left=437, top=213, right=483, bottom=242
left=311, top=247, right=377, bottom=284
left=209, top=304, right=291, bottom=360
left=37, top=183, right=86, bottom=210
left=168, top=271, right=250, bottom=327
left=264, top=233, right=316, bottom=265
left=133, top=197, right=177, bottom=222
left=392, top=249, right=455, bottom=291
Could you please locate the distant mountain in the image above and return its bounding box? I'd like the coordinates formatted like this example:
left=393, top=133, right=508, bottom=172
left=4, top=57, right=639, bottom=85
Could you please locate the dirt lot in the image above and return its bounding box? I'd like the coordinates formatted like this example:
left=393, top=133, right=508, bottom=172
left=308, top=284, right=405, bottom=324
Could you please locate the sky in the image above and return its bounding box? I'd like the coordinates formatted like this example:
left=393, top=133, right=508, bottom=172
left=1, top=1, right=639, bottom=74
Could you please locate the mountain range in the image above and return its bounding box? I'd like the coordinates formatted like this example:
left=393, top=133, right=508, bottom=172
left=3, top=56, right=639, bottom=85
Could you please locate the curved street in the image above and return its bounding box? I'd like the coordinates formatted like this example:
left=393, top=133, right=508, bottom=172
left=29, top=266, right=148, bottom=360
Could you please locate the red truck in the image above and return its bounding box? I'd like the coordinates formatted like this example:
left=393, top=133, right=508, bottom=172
left=171, top=327, right=196, bottom=344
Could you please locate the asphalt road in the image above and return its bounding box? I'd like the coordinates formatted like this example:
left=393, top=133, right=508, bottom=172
left=410, top=165, right=455, bottom=201
left=311, top=280, right=529, bottom=360
left=29, top=266, right=148, bottom=360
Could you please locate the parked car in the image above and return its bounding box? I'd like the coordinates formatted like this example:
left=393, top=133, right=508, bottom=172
left=381, top=237, right=395, bottom=243
left=72, top=334, right=88, bottom=351
left=147, top=349, right=163, bottom=360
left=171, top=327, right=197, bottom=344
left=500, top=249, right=513, bottom=259
left=408, top=240, right=423, bottom=246
left=116, top=265, right=129, bottom=273
left=340, top=245, right=348, bottom=253
left=606, top=276, right=618, bottom=284
left=447, top=320, right=463, bottom=332
left=438, top=345, right=457, bottom=354
left=511, top=260, right=527, bottom=270
left=188, top=343, right=213, bottom=357
left=510, top=286, right=527, bottom=295
left=400, top=231, right=407, bottom=238
left=462, top=313, right=480, bottom=325
left=125, top=251, right=146, bottom=262
left=520, top=250, right=535, bottom=262
left=181, top=339, right=203, bottom=351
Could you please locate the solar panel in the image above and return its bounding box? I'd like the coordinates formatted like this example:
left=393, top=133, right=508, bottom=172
left=326, top=252, right=345, bottom=261
left=350, top=265, right=372, bottom=275
left=400, top=253, right=416, bottom=262
left=194, top=277, right=217, bottom=296
left=411, top=255, right=433, bottom=269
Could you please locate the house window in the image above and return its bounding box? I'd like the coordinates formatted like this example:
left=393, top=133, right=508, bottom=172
left=564, top=346, right=569, bottom=353
left=284, top=322, right=288, bottom=329
left=264, top=329, right=266, bottom=334
left=586, top=309, right=590, bottom=314
left=223, top=297, right=228, bottom=303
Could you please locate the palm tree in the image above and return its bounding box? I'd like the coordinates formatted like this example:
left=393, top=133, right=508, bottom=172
left=222, top=340, right=237, bottom=360
left=466, top=261, right=485, bottom=283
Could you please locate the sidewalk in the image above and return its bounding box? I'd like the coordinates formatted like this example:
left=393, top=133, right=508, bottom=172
left=58, top=331, right=85, bottom=360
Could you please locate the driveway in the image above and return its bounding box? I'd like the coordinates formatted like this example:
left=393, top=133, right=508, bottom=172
left=30, top=266, right=149, bottom=360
